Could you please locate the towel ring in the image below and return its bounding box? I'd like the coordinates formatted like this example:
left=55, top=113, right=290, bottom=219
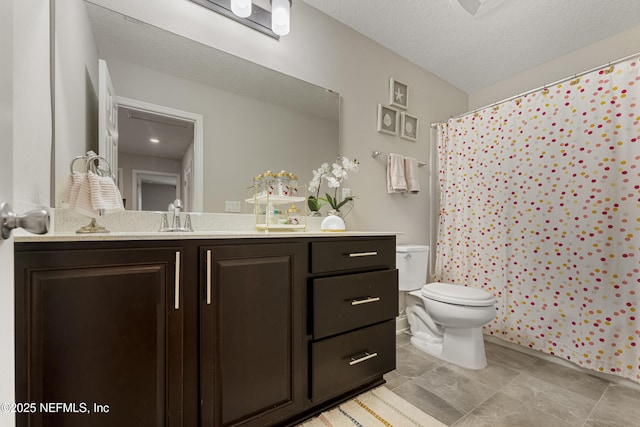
left=69, top=154, right=113, bottom=178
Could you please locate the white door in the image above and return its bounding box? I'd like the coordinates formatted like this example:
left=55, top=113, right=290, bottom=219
left=98, top=59, right=118, bottom=183
left=0, top=1, right=15, bottom=425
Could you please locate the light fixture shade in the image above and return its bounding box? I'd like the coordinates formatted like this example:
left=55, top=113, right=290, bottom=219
left=271, top=0, right=290, bottom=36
left=231, top=0, right=252, bottom=18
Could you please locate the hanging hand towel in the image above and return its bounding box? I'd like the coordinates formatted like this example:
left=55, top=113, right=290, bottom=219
left=387, top=153, right=407, bottom=193
left=63, top=172, right=100, bottom=218
left=404, top=157, right=421, bottom=193
left=87, top=171, right=125, bottom=213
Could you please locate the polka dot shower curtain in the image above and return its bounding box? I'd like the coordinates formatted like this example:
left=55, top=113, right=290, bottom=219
left=435, top=56, right=640, bottom=382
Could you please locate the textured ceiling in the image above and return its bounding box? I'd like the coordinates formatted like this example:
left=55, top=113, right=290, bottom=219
left=302, top=0, right=640, bottom=93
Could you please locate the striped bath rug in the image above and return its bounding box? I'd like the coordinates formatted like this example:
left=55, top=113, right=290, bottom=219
left=297, top=386, right=446, bottom=427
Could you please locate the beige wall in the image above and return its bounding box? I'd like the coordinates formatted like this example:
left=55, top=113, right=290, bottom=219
left=88, top=0, right=468, bottom=245
left=469, top=26, right=640, bottom=110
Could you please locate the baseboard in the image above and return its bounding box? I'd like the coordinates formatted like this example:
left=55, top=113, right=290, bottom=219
left=395, top=315, right=409, bottom=335
left=484, top=334, right=640, bottom=391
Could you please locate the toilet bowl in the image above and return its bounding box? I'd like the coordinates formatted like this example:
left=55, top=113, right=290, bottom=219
left=396, top=245, right=497, bottom=370
left=407, top=282, right=496, bottom=369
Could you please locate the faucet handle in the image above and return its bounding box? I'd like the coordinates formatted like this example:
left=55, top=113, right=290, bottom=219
left=173, top=199, right=183, bottom=209
left=184, top=214, right=193, bottom=232
left=159, top=213, right=169, bottom=232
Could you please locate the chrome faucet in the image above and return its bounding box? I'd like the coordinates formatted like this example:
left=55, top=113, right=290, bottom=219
left=172, top=199, right=182, bottom=230
left=159, top=199, right=193, bottom=232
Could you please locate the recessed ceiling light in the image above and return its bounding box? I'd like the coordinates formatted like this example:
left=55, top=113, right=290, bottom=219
left=150, top=138, right=160, bottom=143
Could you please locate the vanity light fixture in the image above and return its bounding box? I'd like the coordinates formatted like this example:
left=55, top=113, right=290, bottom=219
left=231, top=0, right=252, bottom=18
left=189, top=0, right=292, bottom=39
left=270, top=0, right=291, bottom=36
left=149, top=138, right=160, bottom=143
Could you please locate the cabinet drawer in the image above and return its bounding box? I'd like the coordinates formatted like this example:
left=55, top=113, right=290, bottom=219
left=313, top=269, right=398, bottom=339
left=311, top=320, right=395, bottom=401
left=310, top=238, right=395, bottom=273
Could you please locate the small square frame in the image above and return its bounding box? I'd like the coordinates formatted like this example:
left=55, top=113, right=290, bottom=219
left=389, top=78, right=408, bottom=109
left=377, top=104, right=398, bottom=135
left=400, top=112, right=418, bottom=141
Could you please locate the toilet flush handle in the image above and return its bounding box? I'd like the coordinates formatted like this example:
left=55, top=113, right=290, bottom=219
left=404, top=253, right=412, bottom=259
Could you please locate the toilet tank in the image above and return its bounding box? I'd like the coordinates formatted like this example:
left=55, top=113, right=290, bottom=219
left=396, top=245, right=429, bottom=291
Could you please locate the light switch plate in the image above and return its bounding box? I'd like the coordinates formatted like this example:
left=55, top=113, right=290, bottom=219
left=225, top=201, right=241, bottom=213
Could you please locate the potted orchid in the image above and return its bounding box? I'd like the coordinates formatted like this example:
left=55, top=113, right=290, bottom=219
left=308, top=156, right=359, bottom=216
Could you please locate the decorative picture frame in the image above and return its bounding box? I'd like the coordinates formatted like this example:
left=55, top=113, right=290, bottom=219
left=377, top=104, right=398, bottom=135
left=389, top=78, right=408, bottom=109
left=400, top=112, right=418, bottom=141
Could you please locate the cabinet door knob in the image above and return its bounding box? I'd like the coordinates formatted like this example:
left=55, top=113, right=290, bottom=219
left=351, top=296, right=381, bottom=306
left=349, top=352, right=378, bottom=366
left=348, top=251, right=378, bottom=258
left=1, top=202, right=50, bottom=239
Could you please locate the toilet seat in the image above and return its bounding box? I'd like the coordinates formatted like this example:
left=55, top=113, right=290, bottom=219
left=421, top=282, right=495, bottom=307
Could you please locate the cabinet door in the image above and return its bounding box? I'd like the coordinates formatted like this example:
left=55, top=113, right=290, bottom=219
left=200, top=243, right=305, bottom=427
left=15, top=247, right=184, bottom=427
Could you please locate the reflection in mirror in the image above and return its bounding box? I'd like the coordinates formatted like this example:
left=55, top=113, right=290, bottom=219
left=118, top=107, right=193, bottom=211
left=55, top=0, right=340, bottom=214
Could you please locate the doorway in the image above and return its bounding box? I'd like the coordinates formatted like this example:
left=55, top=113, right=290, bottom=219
left=116, top=97, right=203, bottom=212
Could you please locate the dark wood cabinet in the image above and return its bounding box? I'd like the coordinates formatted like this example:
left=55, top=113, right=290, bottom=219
left=14, top=235, right=396, bottom=426
left=199, top=243, right=306, bottom=427
left=308, top=238, right=398, bottom=404
left=14, top=245, right=185, bottom=427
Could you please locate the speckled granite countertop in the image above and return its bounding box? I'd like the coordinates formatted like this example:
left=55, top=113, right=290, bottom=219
left=13, top=208, right=400, bottom=242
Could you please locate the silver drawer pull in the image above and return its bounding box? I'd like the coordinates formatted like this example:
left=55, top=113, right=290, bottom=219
left=174, top=251, right=181, bottom=310
left=349, top=352, right=378, bottom=366
left=348, top=251, right=378, bottom=258
left=351, top=296, right=381, bottom=306
left=206, top=250, right=212, bottom=305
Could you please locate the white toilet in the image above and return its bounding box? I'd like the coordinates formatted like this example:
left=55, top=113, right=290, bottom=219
left=396, top=245, right=497, bottom=369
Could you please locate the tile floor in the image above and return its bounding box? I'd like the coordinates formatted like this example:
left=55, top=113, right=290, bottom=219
left=384, top=333, right=640, bottom=427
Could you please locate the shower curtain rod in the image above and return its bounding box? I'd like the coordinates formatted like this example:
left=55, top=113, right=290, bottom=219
left=429, top=51, right=640, bottom=129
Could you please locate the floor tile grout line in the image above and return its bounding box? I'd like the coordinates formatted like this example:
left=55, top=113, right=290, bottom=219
left=580, top=382, right=610, bottom=427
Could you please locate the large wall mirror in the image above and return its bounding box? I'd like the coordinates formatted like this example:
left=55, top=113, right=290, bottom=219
left=55, top=0, right=340, bottom=213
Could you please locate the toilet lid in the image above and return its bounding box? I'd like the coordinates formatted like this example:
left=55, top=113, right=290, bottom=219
left=421, top=282, right=496, bottom=307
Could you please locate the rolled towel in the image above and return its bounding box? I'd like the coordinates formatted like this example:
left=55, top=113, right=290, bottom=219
left=387, top=153, right=407, bottom=193
left=87, top=171, right=125, bottom=213
left=404, top=157, right=421, bottom=193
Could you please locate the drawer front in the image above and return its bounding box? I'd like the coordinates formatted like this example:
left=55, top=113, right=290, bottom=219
left=310, top=321, right=395, bottom=401
left=313, top=269, right=398, bottom=339
left=310, top=238, right=395, bottom=273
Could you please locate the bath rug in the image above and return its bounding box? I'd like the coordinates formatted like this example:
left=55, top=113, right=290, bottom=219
left=297, top=386, right=446, bottom=427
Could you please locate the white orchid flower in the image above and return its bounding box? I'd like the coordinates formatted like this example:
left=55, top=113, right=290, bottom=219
left=332, top=164, right=348, bottom=180
left=325, top=176, right=340, bottom=188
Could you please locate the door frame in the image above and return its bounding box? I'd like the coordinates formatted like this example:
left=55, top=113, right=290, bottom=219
left=117, top=96, right=204, bottom=212
left=132, top=169, right=181, bottom=211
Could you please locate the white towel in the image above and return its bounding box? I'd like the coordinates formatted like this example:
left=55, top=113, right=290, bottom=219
left=387, top=153, right=407, bottom=193
left=87, top=171, right=125, bottom=213
left=61, top=172, right=124, bottom=218
left=62, top=172, right=100, bottom=218
left=404, top=157, right=421, bottom=193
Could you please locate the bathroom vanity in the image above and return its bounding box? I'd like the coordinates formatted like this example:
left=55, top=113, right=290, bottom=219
left=14, top=233, right=397, bottom=426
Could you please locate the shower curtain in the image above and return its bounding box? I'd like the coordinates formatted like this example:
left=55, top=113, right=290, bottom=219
left=435, top=57, right=640, bottom=382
